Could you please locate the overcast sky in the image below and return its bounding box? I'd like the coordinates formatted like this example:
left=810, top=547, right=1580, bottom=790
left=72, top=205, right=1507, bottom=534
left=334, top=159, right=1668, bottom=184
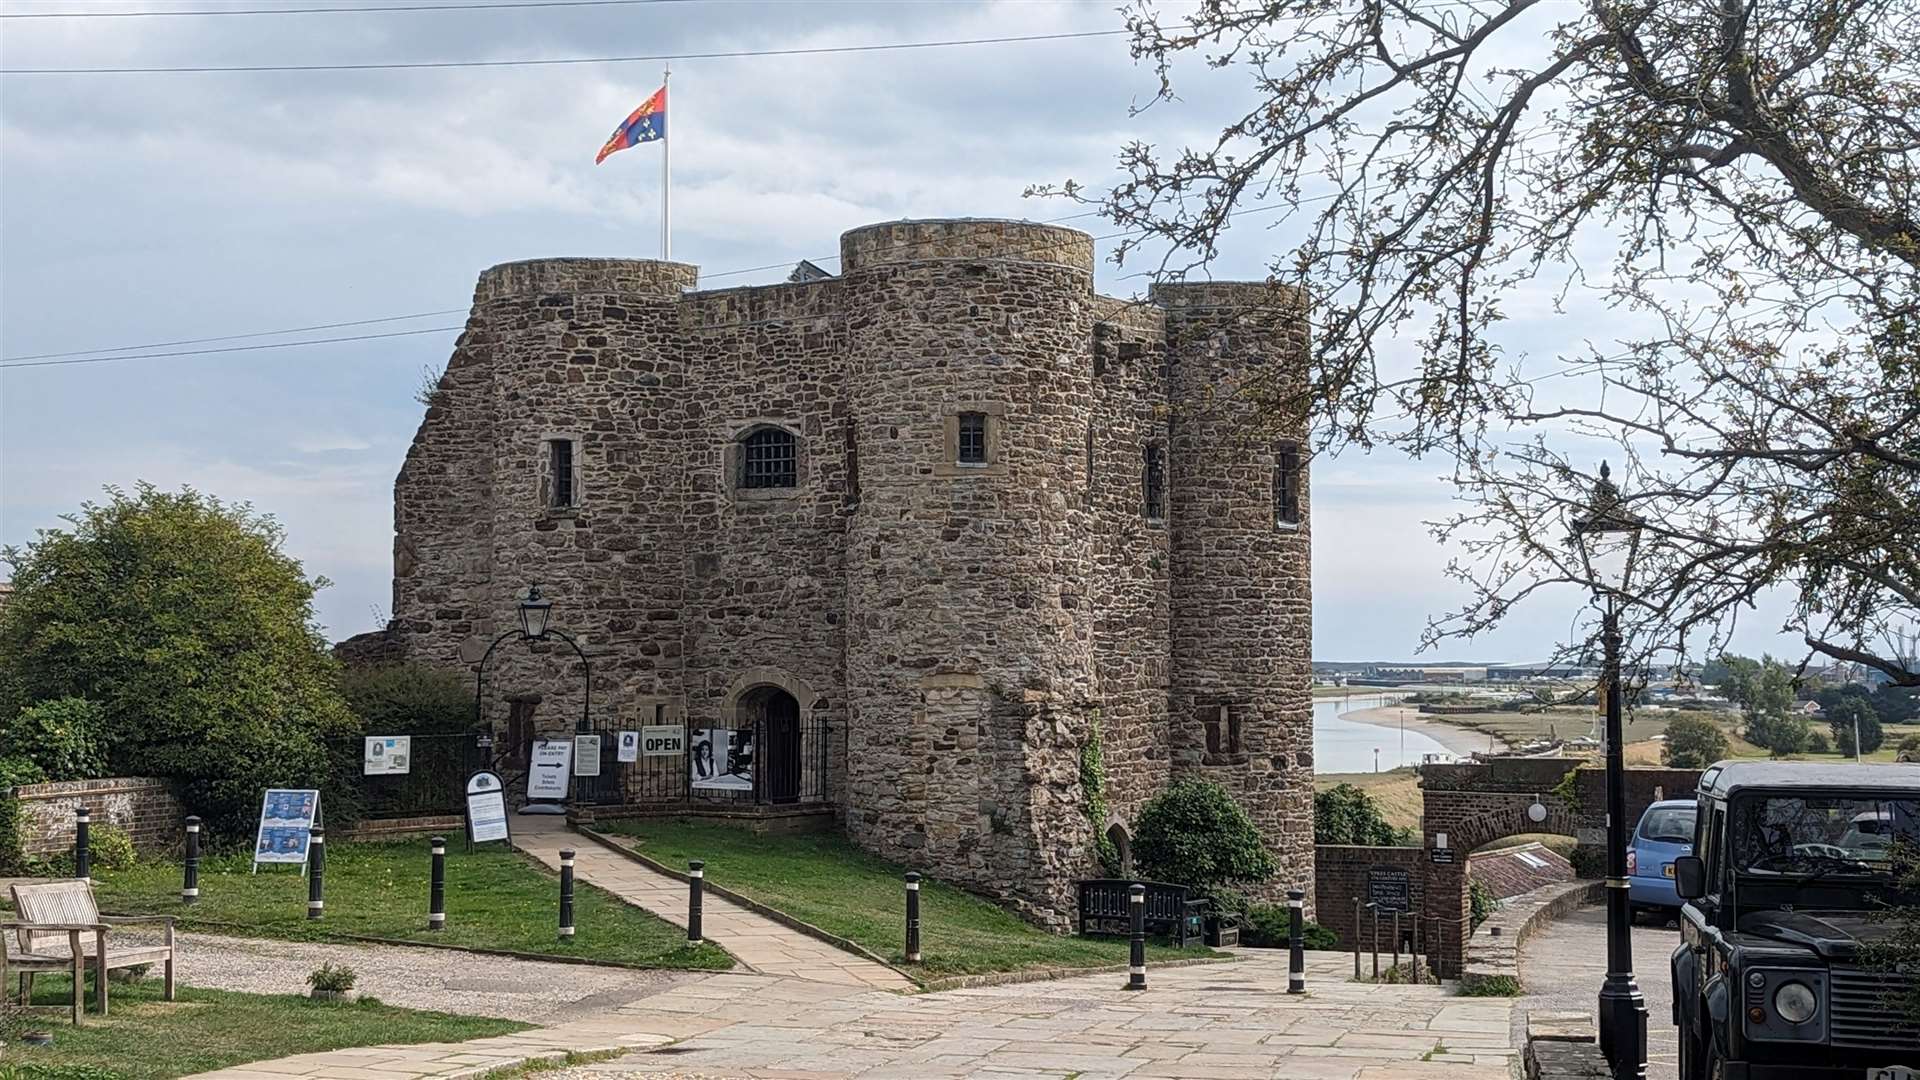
left=0, top=0, right=1801, bottom=663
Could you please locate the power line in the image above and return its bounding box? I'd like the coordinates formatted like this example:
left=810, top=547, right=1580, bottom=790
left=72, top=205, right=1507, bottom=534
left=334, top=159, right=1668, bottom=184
left=0, top=309, right=466, bottom=363
left=1, top=0, right=694, bottom=18
left=0, top=325, right=464, bottom=369
left=0, top=26, right=1130, bottom=74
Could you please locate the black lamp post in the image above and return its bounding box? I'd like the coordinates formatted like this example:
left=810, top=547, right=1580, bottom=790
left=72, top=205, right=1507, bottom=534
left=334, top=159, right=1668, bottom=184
left=473, top=583, right=592, bottom=740
left=1571, top=462, right=1648, bottom=1080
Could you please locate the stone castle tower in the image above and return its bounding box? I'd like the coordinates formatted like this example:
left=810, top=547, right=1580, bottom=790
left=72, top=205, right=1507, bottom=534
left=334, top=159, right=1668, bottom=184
left=385, top=218, right=1313, bottom=926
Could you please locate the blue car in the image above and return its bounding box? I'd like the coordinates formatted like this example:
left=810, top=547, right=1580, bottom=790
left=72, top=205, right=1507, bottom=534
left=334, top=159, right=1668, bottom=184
left=1627, top=798, right=1697, bottom=919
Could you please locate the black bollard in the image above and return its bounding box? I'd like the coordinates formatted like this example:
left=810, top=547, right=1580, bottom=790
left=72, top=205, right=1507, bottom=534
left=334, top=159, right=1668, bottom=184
left=428, top=836, right=446, bottom=930
left=687, top=860, right=704, bottom=944
left=1287, top=887, right=1306, bottom=994
left=182, top=816, right=202, bottom=904
left=1125, top=883, right=1147, bottom=991
left=558, top=848, right=576, bottom=940
left=307, top=827, right=326, bottom=920
left=905, top=872, right=922, bottom=963
left=74, top=806, right=92, bottom=882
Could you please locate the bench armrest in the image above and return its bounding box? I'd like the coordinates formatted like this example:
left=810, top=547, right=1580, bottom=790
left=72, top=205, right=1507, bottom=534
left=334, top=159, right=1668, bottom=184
left=0, top=921, right=108, bottom=932
left=97, top=914, right=177, bottom=926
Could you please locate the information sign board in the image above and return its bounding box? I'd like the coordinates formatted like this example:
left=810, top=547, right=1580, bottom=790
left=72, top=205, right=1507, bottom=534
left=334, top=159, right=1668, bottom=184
left=362, top=735, right=411, bottom=776
left=615, top=730, right=640, bottom=763
left=465, top=770, right=510, bottom=844
left=574, top=734, right=602, bottom=778
left=642, top=725, right=685, bottom=757
left=252, top=788, right=320, bottom=871
left=527, top=738, right=573, bottom=800
left=1367, top=868, right=1412, bottom=913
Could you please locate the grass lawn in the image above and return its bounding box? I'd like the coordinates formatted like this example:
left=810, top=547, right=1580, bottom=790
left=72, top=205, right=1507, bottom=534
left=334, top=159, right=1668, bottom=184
left=1314, top=768, right=1423, bottom=831
left=81, top=832, right=730, bottom=971
left=0, top=973, right=526, bottom=1080
left=597, top=820, right=1221, bottom=977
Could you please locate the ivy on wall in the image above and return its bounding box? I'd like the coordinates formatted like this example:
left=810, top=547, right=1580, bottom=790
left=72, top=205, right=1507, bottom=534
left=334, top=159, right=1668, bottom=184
left=1081, top=711, right=1120, bottom=874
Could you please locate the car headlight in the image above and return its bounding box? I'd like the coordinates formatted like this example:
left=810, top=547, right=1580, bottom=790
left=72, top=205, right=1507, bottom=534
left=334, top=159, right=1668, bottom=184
left=1773, top=981, right=1818, bottom=1024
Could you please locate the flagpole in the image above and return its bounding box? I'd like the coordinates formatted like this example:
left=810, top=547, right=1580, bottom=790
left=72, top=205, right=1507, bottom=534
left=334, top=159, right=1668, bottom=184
left=661, top=63, right=671, bottom=262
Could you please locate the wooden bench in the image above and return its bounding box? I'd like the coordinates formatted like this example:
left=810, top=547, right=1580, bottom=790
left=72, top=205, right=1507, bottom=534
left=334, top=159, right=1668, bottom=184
left=2, top=880, right=176, bottom=1024
left=1075, top=879, right=1207, bottom=947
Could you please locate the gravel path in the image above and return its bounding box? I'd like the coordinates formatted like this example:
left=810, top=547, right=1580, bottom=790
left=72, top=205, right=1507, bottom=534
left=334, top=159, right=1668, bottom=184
left=132, top=930, right=701, bottom=1023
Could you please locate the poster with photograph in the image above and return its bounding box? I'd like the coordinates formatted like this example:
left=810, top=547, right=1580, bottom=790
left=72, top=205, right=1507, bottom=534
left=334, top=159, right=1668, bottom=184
left=574, top=734, right=602, bottom=778
left=252, top=788, right=320, bottom=869
left=362, top=735, right=411, bottom=776
left=689, top=728, right=754, bottom=791
left=615, top=730, right=640, bottom=763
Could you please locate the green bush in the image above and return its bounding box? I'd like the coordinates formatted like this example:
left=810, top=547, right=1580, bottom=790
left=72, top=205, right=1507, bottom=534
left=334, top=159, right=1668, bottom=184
left=0, top=755, right=48, bottom=875
left=1829, top=696, right=1884, bottom=756
left=1746, top=711, right=1811, bottom=756
left=306, top=962, right=357, bottom=993
left=1458, top=973, right=1523, bottom=997
left=1469, top=878, right=1500, bottom=930
left=1132, top=778, right=1275, bottom=897
left=1313, top=783, right=1414, bottom=846
left=339, top=663, right=475, bottom=736
left=1898, top=734, right=1920, bottom=762
left=1661, top=715, right=1729, bottom=769
left=1238, top=904, right=1341, bottom=950
left=88, top=823, right=138, bottom=872
left=4, top=698, right=110, bottom=781
left=1807, top=730, right=1832, bottom=754
left=0, top=485, right=356, bottom=842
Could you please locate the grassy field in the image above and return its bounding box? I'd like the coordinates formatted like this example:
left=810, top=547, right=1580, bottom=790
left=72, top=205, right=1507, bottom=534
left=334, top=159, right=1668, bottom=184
left=598, top=820, right=1220, bottom=977
left=78, top=832, right=730, bottom=971
left=0, top=974, right=525, bottom=1079
left=1314, top=768, right=1423, bottom=831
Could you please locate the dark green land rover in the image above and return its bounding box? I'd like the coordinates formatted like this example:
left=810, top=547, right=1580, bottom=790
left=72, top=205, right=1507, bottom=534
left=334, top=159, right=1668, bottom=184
left=1671, top=762, right=1919, bottom=1080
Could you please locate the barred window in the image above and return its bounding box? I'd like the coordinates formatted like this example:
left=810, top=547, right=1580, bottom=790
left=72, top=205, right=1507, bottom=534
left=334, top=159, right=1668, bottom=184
left=1142, top=443, right=1166, bottom=521
left=548, top=439, right=576, bottom=508
left=1275, top=442, right=1301, bottom=527
left=957, top=412, right=988, bottom=465
left=741, top=427, right=797, bottom=489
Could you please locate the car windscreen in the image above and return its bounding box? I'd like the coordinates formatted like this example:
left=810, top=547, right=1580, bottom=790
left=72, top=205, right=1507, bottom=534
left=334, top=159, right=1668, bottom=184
left=1731, top=794, right=1919, bottom=879
left=1639, top=806, right=1696, bottom=843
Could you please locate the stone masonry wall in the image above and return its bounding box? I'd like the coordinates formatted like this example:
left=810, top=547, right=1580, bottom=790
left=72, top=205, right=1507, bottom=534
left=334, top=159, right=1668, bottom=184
left=386, top=218, right=1316, bottom=928
left=18, top=778, right=182, bottom=857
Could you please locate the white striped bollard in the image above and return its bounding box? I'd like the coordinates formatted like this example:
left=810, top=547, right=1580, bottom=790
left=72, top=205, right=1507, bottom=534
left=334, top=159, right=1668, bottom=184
left=181, top=816, right=201, bottom=904
left=1125, top=883, right=1147, bottom=991
left=687, top=860, right=704, bottom=944
left=558, top=848, right=576, bottom=939
left=1287, top=887, right=1306, bottom=993
left=428, top=835, right=446, bottom=930
left=905, top=872, right=922, bottom=963
left=74, top=806, right=92, bottom=882
left=307, top=827, right=325, bottom=920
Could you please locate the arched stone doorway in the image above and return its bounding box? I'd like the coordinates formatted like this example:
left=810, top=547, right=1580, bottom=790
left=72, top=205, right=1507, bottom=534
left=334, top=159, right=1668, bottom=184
left=1106, top=822, right=1133, bottom=876
left=738, top=685, right=802, bottom=804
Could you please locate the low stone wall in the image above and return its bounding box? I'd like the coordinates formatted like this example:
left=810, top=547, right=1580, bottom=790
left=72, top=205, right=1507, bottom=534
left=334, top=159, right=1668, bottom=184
left=1525, top=1012, right=1609, bottom=1079
left=16, top=777, right=182, bottom=856
left=1464, top=878, right=1602, bottom=986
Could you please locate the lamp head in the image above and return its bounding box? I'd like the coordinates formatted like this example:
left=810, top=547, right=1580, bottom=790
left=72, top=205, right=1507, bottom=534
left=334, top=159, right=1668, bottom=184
left=518, top=583, right=554, bottom=640
left=1571, top=462, right=1642, bottom=595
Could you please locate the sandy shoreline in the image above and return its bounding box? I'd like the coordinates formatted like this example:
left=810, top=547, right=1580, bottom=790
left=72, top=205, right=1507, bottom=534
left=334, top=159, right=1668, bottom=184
left=1340, top=704, right=1510, bottom=758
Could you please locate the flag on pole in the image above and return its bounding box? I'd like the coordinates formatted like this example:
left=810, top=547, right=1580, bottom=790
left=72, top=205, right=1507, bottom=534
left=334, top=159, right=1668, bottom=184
left=595, top=85, right=666, bottom=164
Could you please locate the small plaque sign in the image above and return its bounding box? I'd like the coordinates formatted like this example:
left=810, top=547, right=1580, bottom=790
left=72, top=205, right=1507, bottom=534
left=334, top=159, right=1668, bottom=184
left=573, top=734, right=602, bottom=778
left=1429, top=847, right=1456, bottom=866
left=1367, top=868, right=1412, bottom=913
left=362, top=735, right=411, bottom=776
left=642, top=724, right=686, bottom=757
left=615, top=730, right=640, bottom=763
left=465, top=770, right=510, bottom=844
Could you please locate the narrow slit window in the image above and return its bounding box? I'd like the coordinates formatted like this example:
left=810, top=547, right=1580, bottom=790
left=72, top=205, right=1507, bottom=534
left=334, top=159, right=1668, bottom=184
left=1142, top=444, right=1166, bottom=521
left=741, top=427, right=797, bottom=489
left=957, top=412, right=988, bottom=465
left=548, top=439, right=575, bottom=508
left=1275, top=442, right=1301, bottom=527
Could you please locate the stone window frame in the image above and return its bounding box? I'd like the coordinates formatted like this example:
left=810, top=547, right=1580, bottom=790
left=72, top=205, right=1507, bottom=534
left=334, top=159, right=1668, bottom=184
left=725, top=420, right=808, bottom=503
left=539, top=433, right=583, bottom=515
left=1274, top=440, right=1303, bottom=530
left=1142, top=441, right=1167, bottom=525
left=933, top=402, right=1008, bottom=478
left=1201, top=701, right=1249, bottom=765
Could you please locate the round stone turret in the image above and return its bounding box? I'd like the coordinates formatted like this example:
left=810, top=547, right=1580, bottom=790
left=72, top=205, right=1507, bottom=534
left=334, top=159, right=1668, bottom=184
left=475, top=258, right=697, bottom=303
left=840, top=219, right=1094, bottom=274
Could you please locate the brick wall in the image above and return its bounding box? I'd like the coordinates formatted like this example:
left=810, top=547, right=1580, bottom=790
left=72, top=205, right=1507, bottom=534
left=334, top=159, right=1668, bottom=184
left=16, top=777, right=182, bottom=857
left=1314, top=844, right=1428, bottom=952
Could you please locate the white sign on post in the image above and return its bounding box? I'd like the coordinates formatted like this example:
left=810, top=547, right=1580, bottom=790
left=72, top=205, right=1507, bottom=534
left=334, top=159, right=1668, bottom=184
left=252, top=789, right=321, bottom=870
left=362, top=736, right=411, bottom=776
left=616, top=730, right=640, bottom=763
left=527, top=738, right=574, bottom=800
left=642, top=725, right=686, bottom=757
left=574, top=734, right=602, bottom=778
left=465, top=771, right=510, bottom=844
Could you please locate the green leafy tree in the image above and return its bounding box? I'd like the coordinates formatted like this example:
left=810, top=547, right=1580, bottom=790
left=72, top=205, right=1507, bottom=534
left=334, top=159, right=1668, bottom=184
left=1748, top=711, right=1812, bottom=757
left=2, top=697, right=108, bottom=780
left=1827, top=697, right=1885, bottom=757
left=1806, top=730, right=1831, bottom=754
left=1873, top=687, right=1918, bottom=725
left=0, top=485, right=355, bottom=839
left=1661, top=715, right=1729, bottom=770
left=1313, top=783, right=1412, bottom=846
left=1132, top=778, right=1276, bottom=897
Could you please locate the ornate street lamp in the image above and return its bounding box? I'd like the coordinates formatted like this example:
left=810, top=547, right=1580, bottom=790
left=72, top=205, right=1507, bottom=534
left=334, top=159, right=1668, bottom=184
left=1570, top=462, right=1649, bottom=1080
left=473, top=583, right=593, bottom=743
left=517, top=584, right=554, bottom=641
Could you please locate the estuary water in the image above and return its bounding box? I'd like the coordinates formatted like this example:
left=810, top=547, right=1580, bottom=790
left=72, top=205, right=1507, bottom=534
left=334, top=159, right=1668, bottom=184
left=1313, top=692, right=1459, bottom=774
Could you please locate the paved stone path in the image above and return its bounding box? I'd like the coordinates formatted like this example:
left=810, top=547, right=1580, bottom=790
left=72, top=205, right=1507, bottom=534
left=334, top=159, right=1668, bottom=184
left=1517, top=903, right=1679, bottom=1080
left=194, top=951, right=1516, bottom=1080
left=511, top=817, right=913, bottom=991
